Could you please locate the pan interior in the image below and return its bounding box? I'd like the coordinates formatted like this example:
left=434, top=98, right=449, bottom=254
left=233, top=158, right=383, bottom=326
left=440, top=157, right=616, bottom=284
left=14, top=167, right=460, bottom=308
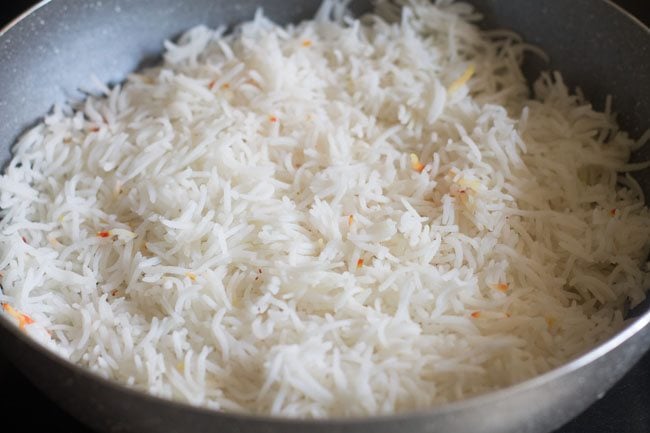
left=0, top=1, right=648, bottom=428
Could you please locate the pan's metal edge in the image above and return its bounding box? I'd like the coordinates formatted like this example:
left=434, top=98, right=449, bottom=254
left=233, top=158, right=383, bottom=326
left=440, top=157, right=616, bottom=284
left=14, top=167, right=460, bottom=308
left=602, top=0, right=650, bottom=33
left=0, top=0, right=648, bottom=429
left=0, top=0, right=52, bottom=37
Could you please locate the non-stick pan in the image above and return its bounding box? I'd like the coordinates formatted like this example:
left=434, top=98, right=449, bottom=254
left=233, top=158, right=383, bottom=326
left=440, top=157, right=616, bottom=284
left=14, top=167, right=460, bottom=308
left=0, top=1, right=649, bottom=432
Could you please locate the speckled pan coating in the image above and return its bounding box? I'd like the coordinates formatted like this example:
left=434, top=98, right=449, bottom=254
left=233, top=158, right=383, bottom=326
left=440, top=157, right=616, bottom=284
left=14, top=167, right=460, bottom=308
left=0, top=1, right=648, bottom=432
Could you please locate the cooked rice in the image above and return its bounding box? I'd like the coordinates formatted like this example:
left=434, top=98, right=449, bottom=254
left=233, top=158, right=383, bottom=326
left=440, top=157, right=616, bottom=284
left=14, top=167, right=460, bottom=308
left=1, top=0, right=649, bottom=417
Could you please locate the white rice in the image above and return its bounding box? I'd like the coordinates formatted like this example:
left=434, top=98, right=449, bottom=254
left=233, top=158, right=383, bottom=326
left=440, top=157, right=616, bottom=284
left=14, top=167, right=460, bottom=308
left=1, top=0, right=649, bottom=417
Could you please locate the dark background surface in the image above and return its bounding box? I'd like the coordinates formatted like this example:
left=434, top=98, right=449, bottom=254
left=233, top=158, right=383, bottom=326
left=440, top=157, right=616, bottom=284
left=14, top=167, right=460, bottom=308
left=0, top=1, right=649, bottom=432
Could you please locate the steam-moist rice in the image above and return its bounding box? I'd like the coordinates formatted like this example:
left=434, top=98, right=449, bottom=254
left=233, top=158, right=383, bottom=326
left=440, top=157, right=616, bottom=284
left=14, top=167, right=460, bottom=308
left=1, top=0, right=650, bottom=417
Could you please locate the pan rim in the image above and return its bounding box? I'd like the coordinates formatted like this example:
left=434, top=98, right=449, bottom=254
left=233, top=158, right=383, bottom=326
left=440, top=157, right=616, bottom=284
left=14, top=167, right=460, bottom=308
left=0, top=0, right=648, bottom=425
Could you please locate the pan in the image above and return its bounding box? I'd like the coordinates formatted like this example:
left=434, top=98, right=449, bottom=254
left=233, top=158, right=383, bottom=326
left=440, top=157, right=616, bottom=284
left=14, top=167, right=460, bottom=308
left=0, top=1, right=648, bottom=432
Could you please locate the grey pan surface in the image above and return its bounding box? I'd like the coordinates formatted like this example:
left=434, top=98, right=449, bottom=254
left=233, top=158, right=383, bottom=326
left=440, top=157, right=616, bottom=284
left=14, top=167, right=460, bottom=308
left=0, top=1, right=649, bottom=432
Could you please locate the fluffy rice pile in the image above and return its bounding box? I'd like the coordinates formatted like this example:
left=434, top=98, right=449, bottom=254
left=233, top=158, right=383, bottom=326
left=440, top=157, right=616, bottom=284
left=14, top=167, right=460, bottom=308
left=1, top=0, right=649, bottom=417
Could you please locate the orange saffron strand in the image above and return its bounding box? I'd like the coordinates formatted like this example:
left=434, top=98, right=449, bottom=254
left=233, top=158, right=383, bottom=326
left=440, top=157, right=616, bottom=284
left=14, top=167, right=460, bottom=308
left=348, top=215, right=354, bottom=226
left=492, top=282, right=509, bottom=292
left=410, top=154, right=425, bottom=173
left=269, top=115, right=278, bottom=123
left=97, top=231, right=111, bottom=238
left=356, top=258, right=364, bottom=269
left=302, top=39, right=312, bottom=47
left=2, top=303, right=34, bottom=330
left=471, top=311, right=481, bottom=318
left=448, top=63, right=476, bottom=93
left=208, top=81, right=229, bottom=90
